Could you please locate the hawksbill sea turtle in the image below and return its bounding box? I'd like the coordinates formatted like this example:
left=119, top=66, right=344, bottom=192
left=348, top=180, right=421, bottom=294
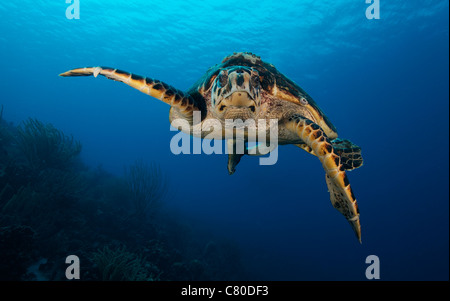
left=60, top=52, right=364, bottom=243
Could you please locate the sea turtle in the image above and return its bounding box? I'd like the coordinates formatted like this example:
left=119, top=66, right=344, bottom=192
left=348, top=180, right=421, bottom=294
left=60, top=52, right=364, bottom=242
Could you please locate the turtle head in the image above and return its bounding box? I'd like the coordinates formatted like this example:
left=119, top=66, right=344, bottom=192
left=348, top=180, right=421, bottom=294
left=211, top=66, right=261, bottom=120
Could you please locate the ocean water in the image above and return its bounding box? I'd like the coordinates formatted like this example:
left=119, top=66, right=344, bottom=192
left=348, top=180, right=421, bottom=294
left=0, top=0, right=448, bottom=281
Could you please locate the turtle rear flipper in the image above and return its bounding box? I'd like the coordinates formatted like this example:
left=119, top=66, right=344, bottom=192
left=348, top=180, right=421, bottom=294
left=226, top=139, right=246, bottom=175
left=227, top=141, right=278, bottom=175
left=59, top=67, right=205, bottom=124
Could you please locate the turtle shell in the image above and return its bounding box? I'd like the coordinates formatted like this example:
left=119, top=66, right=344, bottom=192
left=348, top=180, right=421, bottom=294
left=187, top=52, right=337, bottom=136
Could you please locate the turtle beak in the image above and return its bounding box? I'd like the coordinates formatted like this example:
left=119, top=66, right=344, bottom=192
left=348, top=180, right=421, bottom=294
left=221, top=91, right=256, bottom=112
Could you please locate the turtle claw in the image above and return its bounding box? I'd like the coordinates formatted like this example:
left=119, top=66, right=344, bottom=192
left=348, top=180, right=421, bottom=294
left=93, top=67, right=102, bottom=78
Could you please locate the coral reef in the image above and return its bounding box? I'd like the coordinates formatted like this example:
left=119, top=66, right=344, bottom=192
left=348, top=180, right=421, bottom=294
left=92, top=245, right=160, bottom=281
left=0, top=225, right=36, bottom=280
left=0, top=110, right=246, bottom=281
left=124, top=160, right=168, bottom=220
left=15, top=118, right=81, bottom=171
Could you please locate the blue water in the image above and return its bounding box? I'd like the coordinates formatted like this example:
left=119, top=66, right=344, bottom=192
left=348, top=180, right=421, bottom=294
left=0, top=0, right=448, bottom=280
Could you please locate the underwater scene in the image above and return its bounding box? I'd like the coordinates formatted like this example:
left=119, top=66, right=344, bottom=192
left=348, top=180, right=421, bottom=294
left=0, top=0, right=448, bottom=282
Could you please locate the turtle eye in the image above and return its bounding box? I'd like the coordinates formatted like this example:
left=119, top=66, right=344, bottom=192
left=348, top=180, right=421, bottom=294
left=218, top=71, right=228, bottom=87
left=250, top=74, right=260, bottom=87
left=300, top=97, right=308, bottom=105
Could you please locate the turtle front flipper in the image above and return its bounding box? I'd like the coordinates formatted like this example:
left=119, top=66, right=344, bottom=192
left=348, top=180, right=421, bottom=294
left=59, top=67, right=205, bottom=124
left=295, top=139, right=363, bottom=171
left=285, top=114, right=362, bottom=243
left=330, top=138, right=363, bottom=171
left=294, top=143, right=316, bottom=156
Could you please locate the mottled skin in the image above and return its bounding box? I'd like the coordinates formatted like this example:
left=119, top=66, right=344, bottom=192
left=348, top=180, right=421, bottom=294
left=60, top=52, right=364, bottom=243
